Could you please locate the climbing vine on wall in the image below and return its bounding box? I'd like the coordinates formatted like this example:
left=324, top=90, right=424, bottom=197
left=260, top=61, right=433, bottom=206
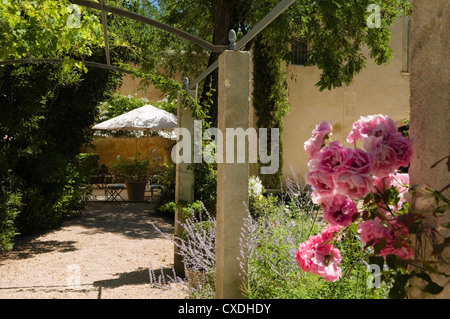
left=252, top=31, right=291, bottom=189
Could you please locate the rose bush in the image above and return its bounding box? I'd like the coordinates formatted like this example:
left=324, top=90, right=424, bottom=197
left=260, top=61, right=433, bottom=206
left=296, top=115, right=416, bottom=288
left=297, top=115, right=450, bottom=298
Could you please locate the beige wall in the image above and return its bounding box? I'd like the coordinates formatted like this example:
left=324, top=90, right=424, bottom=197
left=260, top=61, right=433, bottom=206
left=81, top=135, right=175, bottom=171
left=117, top=72, right=165, bottom=103
left=98, top=20, right=410, bottom=186
left=282, top=18, right=411, bottom=185
left=85, top=66, right=177, bottom=172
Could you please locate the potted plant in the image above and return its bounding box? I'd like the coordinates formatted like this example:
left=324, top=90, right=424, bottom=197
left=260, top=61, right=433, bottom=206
left=110, top=153, right=151, bottom=201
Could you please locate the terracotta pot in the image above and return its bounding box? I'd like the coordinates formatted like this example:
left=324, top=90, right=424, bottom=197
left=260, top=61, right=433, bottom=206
left=125, top=181, right=147, bottom=201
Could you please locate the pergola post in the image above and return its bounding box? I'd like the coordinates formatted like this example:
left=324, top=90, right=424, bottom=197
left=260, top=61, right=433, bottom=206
left=173, top=80, right=196, bottom=277
left=215, top=50, right=252, bottom=299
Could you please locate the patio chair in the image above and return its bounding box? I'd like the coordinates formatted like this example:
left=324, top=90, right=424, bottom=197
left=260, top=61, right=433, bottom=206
left=105, top=183, right=126, bottom=203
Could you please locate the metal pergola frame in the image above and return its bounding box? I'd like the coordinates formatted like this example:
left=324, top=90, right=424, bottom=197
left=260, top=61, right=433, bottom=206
left=0, top=0, right=296, bottom=90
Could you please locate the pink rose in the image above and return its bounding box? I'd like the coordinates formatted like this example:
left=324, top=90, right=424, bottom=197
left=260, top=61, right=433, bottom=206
left=335, top=148, right=374, bottom=199
left=347, top=114, right=398, bottom=144
left=304, top=121, right=332, bottom=158
left=320, top=224, right=343, bottom=242
left=322, top=194, right=358, bottom=227
left=305, top=141, right=351, bottom=196
left=381, top=221, right=414, bottom=260
left=295, top=225, right=343, bottom=282
left=312, top=244, right=343, bottom=282
left=316, top=141, right=352, bottom=174
left=373, top=175, right=394, bottom=194
left=369, top=143, right=398, bottom=178
left=374, top=173, right=410, bottom=209
left=358, top=217, right=414, bottom=260
left=357, top=218, right=389, bottom=244
left=392, top=173, right=409, bottom=194
left=336, top=172, right=373, bottom=199
left=387, top=133, right=412, bottom=168
left=305, top=170, right=335, bottom=197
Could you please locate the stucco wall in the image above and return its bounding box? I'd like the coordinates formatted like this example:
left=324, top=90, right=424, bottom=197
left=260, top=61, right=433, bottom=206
left=81, top=135, right=175, bottom=171
left=282, top=19, right=411, bottom=185
left=95, top=20, right=410, bottom=186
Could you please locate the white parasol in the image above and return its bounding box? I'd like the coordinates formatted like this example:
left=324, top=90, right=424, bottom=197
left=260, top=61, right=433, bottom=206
left=92, top=104, right=177, bottom=131
left=92, top=104, right=178, bottom=156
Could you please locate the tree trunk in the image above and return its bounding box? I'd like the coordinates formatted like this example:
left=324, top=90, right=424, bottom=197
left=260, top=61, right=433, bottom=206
left=200, top=0, right=236, bottom=127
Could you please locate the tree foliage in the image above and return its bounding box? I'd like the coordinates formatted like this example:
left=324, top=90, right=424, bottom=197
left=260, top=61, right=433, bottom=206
left=0, top=52, right=122, bottom=235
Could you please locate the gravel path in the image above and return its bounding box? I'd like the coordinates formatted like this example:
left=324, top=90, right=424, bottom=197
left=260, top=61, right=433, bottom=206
left=0, top=202, right=188, bottom=299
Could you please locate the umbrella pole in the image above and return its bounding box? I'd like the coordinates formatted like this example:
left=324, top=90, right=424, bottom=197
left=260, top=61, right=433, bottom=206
left=147, top=129, right=150, bottom=157
left=135, top=137, right=138, bottom=157
left=146, top=128, right=150, bottom=184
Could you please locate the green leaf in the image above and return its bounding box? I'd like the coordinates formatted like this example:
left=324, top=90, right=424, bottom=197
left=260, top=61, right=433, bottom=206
left=369, top=255, right=384, bottom=269
left=425, top=282, right=444, bottom=295
left=386, top=254, right=397, bottom=270
left=374, top=237, right=387, bottom=254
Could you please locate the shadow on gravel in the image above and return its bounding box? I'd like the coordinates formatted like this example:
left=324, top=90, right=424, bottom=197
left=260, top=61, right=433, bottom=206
left=67, top=201, right=174, bottom=239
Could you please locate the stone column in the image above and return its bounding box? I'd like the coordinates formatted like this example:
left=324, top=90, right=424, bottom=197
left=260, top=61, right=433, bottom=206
left=408, top=0, right=450, bottom=298
left=215, top=50, right=252, bottom=299
left=173, top=90, right=196, bottom=277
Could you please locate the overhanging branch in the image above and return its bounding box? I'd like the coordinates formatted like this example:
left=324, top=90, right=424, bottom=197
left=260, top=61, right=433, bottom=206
left=0, top=58, right=134, bottom=74
left=70, top=0, right=228, bottom=53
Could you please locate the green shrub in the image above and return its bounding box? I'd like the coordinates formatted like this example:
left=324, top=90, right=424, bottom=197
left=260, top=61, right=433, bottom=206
left=157, top=161, right=217, bottom=216
left=75, top=153, right=100, bottom=178
left=0, top=187, right=22, bottom=251
left=156, top=163, right=176, bottom=210
left=240, top=174, right=390, bottom=299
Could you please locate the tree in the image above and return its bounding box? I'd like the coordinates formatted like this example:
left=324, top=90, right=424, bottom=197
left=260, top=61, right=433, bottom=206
left=0, top=1, right=124, bottom=237
left=126, top=0, right=410, bottom=187
left=0, top=49, right=122, bottom=234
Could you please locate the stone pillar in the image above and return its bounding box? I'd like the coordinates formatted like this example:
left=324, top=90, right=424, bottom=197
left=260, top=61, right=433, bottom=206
left=173, top=90, right=196, bottom=277
left=408, top=0, right=450, bottom=298
left=215, top=50, right=252, bottom=299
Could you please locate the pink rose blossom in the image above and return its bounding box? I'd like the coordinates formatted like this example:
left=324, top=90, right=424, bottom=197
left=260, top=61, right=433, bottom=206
left=304, top=121, right=332, bottom=158
left=295, top=225, right=343, bottom=282
left=305, top=170, right=335, bottom=197
left=357, top=218, right=389, bottom=244
left=320, top=224, right=343, bottom=242
left=387, top=133, right=412, bottom=168
left=374, top=173, right=410, bottom=209
left=373, top=174, right=394, bottom=194
left=357, top=217, right=414, bottom=260
left=336, top=172, right=373, bottom=199
left=392, top=173, right=409, bottom=194
left=335, top=148, right=374, bottom=199
left=316, top=141, right=352, bottom=174
left=305, top=141, right=352, bottom=198
left=381, top=221, right=414, bottom=260
left=322, top=194, right=358, bottom=227
left=347, top=114, right=398, bottom=144
left=368, top=142, right=398, bottom=178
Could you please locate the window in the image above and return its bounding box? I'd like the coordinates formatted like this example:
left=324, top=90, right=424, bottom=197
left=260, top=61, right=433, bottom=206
left=291, top=39, right=308, bottom=65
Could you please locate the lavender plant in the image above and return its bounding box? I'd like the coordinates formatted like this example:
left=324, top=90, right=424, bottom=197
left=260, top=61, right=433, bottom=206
left=240, top=170, right=389, bottom=299
left=150, top=169, right=388, bottom=299
left=150, top=202, right=217, bottom=298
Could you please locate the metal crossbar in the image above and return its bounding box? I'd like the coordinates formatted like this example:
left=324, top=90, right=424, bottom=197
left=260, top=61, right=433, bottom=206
left=1, top=0, right=296, bottom=92
left=71, top=0, right=229, bottom=53
left=188, top=0, right=296, bottom=89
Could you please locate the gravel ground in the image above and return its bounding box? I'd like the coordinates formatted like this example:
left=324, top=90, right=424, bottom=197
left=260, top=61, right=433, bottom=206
left=0, top=201, right=188, bottom=299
